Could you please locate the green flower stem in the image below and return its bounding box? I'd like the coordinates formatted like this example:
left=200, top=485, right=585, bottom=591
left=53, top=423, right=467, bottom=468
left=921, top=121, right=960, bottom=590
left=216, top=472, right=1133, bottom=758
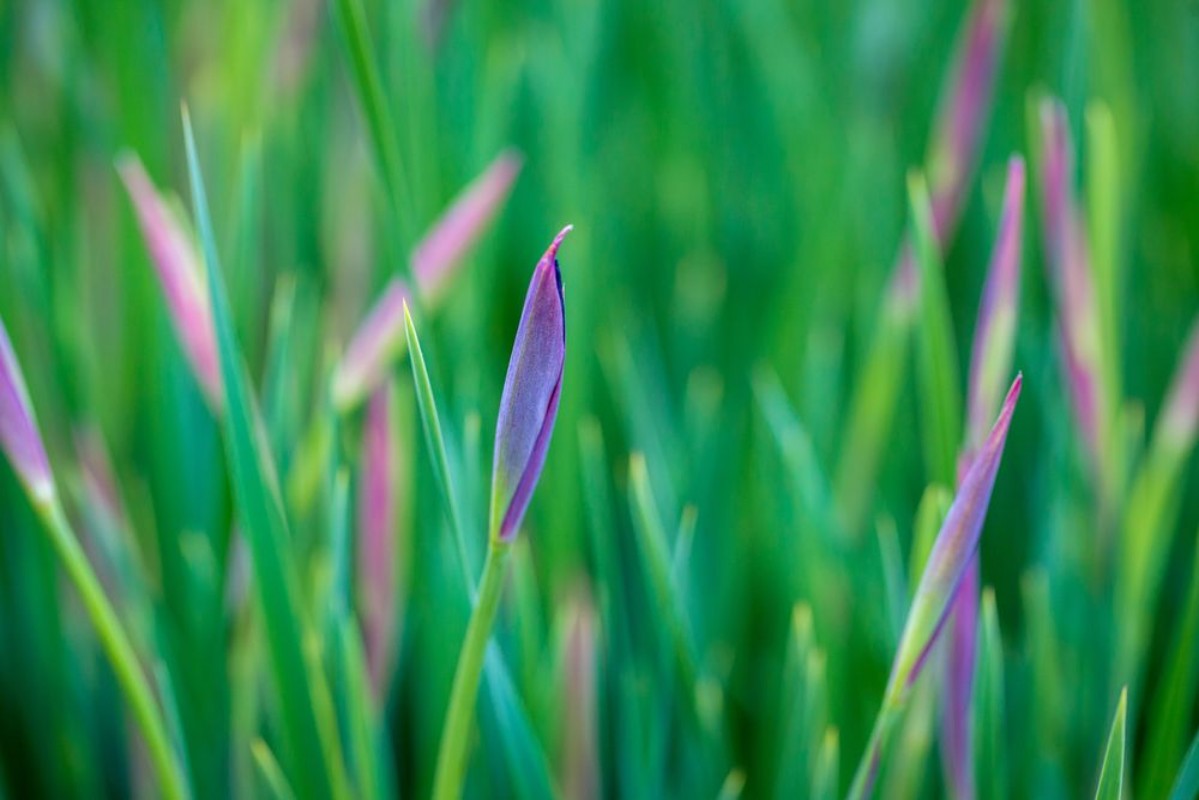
left=433, top=541, right=512, bottom=800
left=38, top=499, right=188, bottom=800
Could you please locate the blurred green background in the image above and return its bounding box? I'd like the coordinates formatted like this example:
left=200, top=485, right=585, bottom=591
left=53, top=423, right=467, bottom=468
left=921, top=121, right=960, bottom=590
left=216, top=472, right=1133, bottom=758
left=2, top=0, right=1199, bottom=797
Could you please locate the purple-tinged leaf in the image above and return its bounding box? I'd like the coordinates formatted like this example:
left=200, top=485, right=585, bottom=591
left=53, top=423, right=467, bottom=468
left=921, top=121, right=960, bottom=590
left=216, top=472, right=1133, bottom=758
left=897, top=374, right=1020, bottom=697
left=939, top=156, right=1025, bottom=800
left=489, top=226, right=571, bottom=542
left=333, top=151, right=523, bottom=410
left=117, top=153, right=222, bottom=412
left=357, top=382, right=401, bottom=701
left=886, top=0, right=1010, bottom=315
left=0, top=316, right=54, bottom=505
left=1036, top=99, right=1106, bottom=463
left=941, top=557, right=980, bottom=800
left=965, top=156, right=1025, bottom=454
left=850, top=375, right=1021, bottom=800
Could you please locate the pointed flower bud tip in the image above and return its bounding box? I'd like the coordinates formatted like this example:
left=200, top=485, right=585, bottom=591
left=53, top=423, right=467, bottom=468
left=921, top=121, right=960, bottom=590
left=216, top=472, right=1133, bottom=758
left=489, top=226, right=572, bottom=542
left=0, top=317, right=54, bottom=505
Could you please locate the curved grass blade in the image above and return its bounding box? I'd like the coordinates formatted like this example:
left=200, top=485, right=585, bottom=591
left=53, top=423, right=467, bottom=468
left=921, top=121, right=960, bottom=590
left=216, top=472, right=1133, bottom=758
left=908, top=171, right=962, bottom=488
left=183, top=108, right=347, bottom=800
left=330, top=0, right=411, bottom=244
left=1094, top=688, right=1127, bottom=800
left=1142, top=531, right=1199, bottom=799
left=401, top=302, right=471, bottom=590
left=975, top=588, right=1007, bottom=800
left=251, top=739, right=298, bottom=800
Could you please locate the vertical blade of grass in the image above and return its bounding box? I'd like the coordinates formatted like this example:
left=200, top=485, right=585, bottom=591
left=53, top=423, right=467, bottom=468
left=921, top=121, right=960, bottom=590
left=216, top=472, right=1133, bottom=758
left=833, top=315, right=909, bottom=535
left=975, top=588, right=1007, bottom=800
left=330, top=0, right=413, bottom=250
left=251, top=739, right=298, bottom=800
left=1093, top=688, right=1127, bottom=800
left=401, top=303, right=472, bottom=590
left=1169, top=729, right=1199, bottom=800
left=1141, top=532, right=1199, bottom=799
left=183, top=109, right=346, bottom=800
left=812, top=727, right=840, bottom=800
left=908, top=171, right=963, bottom=488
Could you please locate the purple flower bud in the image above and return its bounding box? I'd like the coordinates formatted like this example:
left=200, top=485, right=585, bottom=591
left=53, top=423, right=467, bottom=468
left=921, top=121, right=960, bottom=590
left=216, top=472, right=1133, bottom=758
left=117, top=154, right=223, bottom=412
left=0, top=316, right=54, bottom=505
left=886, top=0, right=1009, bottom=315
left=333, top=151, right=523, bottom=409
left=489, top=226, right=571, bottom=542
left=358, top=382, right=402, bottom=700
left=1036, top=100, right=1105, bottom=462
left=1157, top=317, right=1199, bottom=453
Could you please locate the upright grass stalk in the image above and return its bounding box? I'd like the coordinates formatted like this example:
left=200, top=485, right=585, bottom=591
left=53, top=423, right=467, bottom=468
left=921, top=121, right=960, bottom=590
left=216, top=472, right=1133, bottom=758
left=431, top=227, right=570, bottom=799
left=0, top=317, right=189, bottom=800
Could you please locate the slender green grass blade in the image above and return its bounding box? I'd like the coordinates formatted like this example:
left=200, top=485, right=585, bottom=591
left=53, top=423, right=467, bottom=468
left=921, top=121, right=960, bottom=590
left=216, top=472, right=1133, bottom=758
left=330, top=0, right=412, bottom=249
left=183, top=108, right=345, bottom=800
left=628, top=453, right=700, bottom=699
left=251, top=739, right=298, bottom=800
left=1094, top=688, right=1127, bottom=800
left=1169, top=728, right=1199, bottom=800
left=401, top=303, right=471, bottom=589
left=975, top=588, right=1008, bottom=800
left=812, top=727, right=840, bottom=800
left=833, top=311, right=909, bottom=536
left=1142, top=534, right=1199, bottom=799
left=908, top=171, right=963, bottom=487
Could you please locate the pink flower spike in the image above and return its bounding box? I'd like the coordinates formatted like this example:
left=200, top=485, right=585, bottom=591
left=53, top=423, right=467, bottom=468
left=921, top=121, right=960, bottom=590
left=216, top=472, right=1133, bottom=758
left=1157, top=316, right=1199, bottom=453
left=116, top=153, right=222, bottom=412
left=412, top=150, right=523, bottom=301
left=0, top=316, right=55, bottom=505
left=358, top=382, right=402, bottom=701
left=1036, top=100, right=1105, bottom=462
left=333, top=151, right=523, bottom=411
left=332, top=279, right=413, bottom=410
left=886, top=0, right=1010, bottom=315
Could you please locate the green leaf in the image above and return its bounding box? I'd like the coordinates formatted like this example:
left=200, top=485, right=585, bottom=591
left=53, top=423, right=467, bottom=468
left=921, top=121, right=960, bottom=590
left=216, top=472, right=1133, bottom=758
left=183, top=109, right=347, bottom=800
left=1141, top=533, right=1199, bottom=799
left=251, top=739, right=298, bottom=800
left=833, top=309, right=910, bottom=536
left=975, top=588, right=1008, bottom=800
left=1094, top=688, right=1127, bottom=800
left=908, top=171, right=963, bottom=488
left=812, top=727, right=840, bottom=800
left=330, top=0, right=412, bottom=249
left=402, top=303, right=471, bottom=590
left=1169, top=728, right=1199, bottom=800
